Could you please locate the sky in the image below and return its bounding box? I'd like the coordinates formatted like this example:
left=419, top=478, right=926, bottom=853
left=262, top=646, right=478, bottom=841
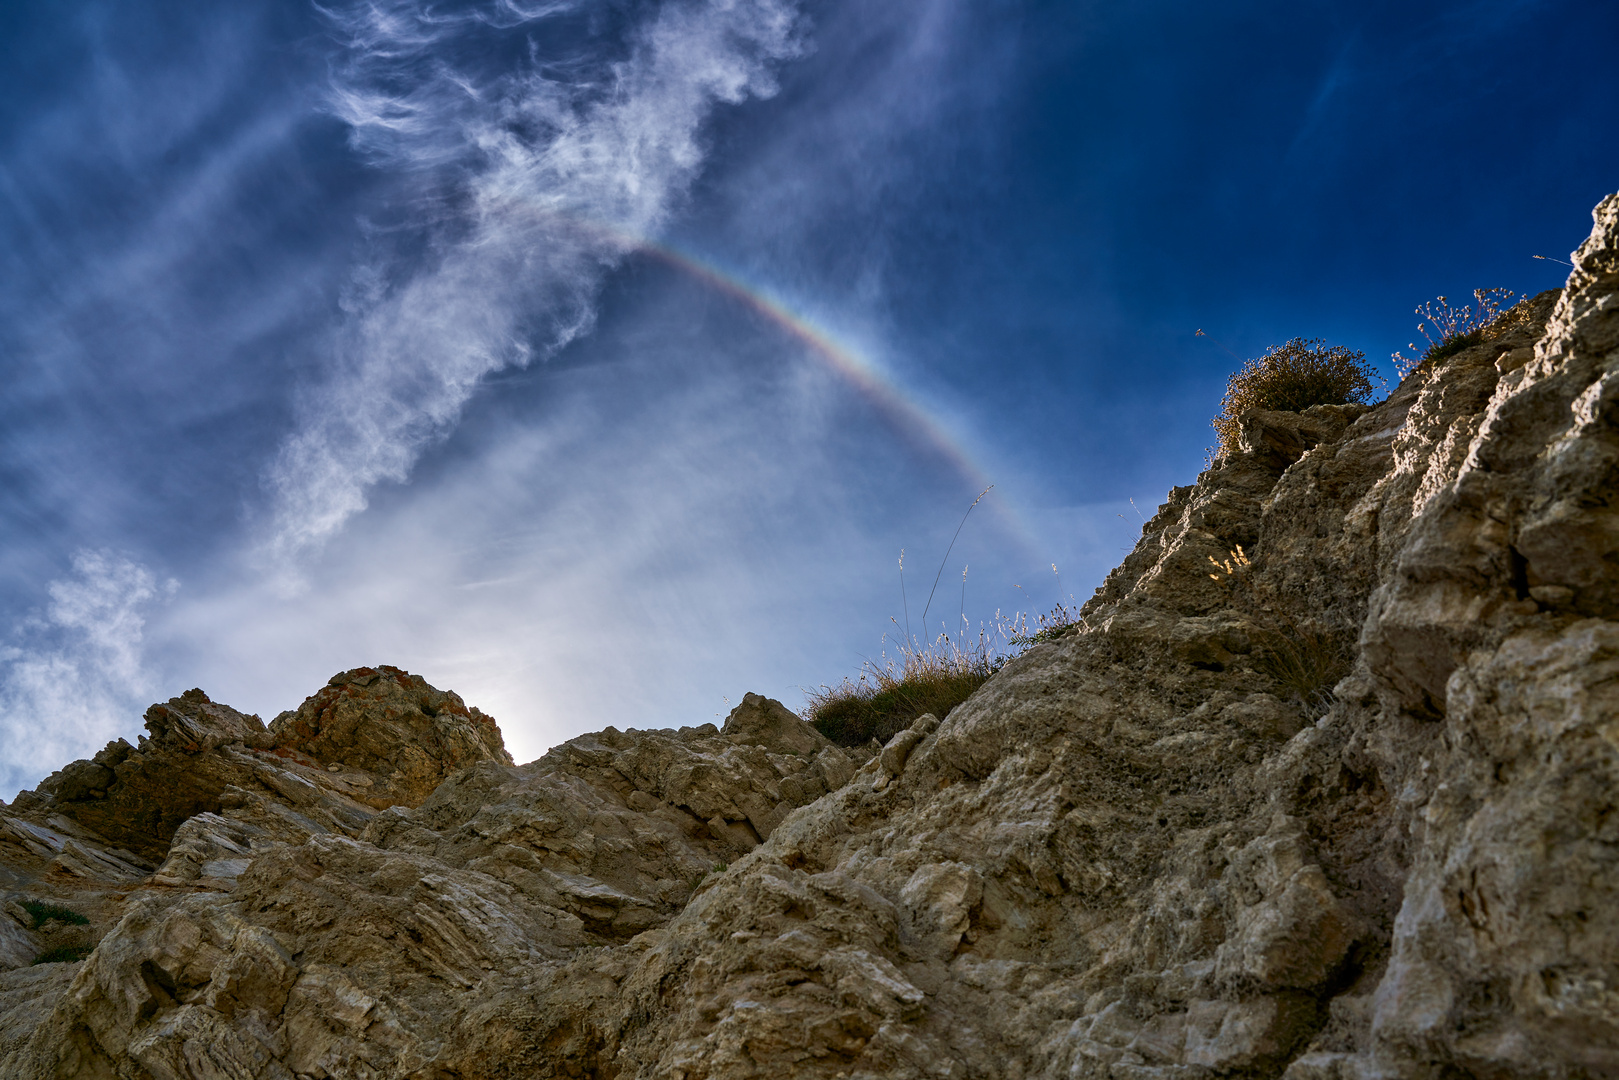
left=1, top=0, right=1615, bottom=796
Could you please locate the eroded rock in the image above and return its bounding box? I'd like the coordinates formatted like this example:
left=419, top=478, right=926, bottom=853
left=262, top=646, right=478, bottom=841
left=2, top=195, right=1617, bottom=1079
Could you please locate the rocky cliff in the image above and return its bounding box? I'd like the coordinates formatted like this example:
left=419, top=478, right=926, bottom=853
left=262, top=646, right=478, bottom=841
left=1, top=193, right=1616, bottom=1079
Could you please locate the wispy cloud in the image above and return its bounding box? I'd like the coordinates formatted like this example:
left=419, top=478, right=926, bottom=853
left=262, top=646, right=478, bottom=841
left=263, top=0, right=804, bottom=569
left=0, top=551, right=173, bottom=800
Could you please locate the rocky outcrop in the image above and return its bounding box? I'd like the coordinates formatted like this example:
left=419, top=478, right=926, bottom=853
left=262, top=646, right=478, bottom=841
left=0, top=677, right=857, bottom=1077
left=0, top=195, right=1615, bottom=1078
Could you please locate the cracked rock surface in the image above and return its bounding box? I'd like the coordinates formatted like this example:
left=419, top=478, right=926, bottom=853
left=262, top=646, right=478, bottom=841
left=2, top=194, right=1617, bottom=1078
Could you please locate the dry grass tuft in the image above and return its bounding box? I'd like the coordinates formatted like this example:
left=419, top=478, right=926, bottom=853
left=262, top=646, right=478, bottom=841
left=1250, top=619, right=1353, bottom=716
left=803, top=628, right=1011, bottom=748
left=1007, top=599, right=1085, bottom=648
left=1211, top=338, right=1378, bottom=458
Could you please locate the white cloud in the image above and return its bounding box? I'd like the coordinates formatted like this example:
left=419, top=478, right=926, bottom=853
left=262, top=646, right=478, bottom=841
left=0, top=551, right=174, bottom=800
left=263, top=0, right=805, bottom=569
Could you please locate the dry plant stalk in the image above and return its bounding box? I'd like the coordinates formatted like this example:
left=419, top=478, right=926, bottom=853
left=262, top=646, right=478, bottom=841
left=1208, top=545, right=1251, bottom=580
left=1392, top=287, right=1517, bottom=377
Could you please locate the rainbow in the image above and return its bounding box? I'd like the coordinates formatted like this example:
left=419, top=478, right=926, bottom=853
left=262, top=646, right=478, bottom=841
left=637, top=243, right=993, bottom=486
left=532, top=212, right=1033, bottom=548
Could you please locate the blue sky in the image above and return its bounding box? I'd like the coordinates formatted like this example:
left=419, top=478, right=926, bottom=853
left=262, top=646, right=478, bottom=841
left=1, top=0, right=1614, bottom=795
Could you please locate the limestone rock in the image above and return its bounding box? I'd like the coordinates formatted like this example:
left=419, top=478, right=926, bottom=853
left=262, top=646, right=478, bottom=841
left=2, top=196, right=1617, bottom=1078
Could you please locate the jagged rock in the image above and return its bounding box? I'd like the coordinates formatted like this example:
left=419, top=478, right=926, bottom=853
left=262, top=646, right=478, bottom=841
left=0, top=679, right=859, bottom=1077
left=1, top=196, right=1615, bottom=1078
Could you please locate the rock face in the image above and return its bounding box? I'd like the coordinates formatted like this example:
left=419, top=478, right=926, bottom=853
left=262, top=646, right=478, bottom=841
left=1, top=194, right=1616, bottom=1078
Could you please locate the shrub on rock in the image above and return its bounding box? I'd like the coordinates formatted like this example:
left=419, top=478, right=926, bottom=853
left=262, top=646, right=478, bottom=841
left=1212, top=338, right=1377, bottom=458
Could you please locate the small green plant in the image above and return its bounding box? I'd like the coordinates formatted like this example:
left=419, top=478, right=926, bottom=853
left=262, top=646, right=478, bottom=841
left=1211, top=338, right=1379, bottom=458
left=32, top=944, right=93, bottom=965
left=713, top=863, right=728, bottom=874
left=21, top=901, right=88, bottom=929
left=1392, top=288, right=1517, bottom=377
